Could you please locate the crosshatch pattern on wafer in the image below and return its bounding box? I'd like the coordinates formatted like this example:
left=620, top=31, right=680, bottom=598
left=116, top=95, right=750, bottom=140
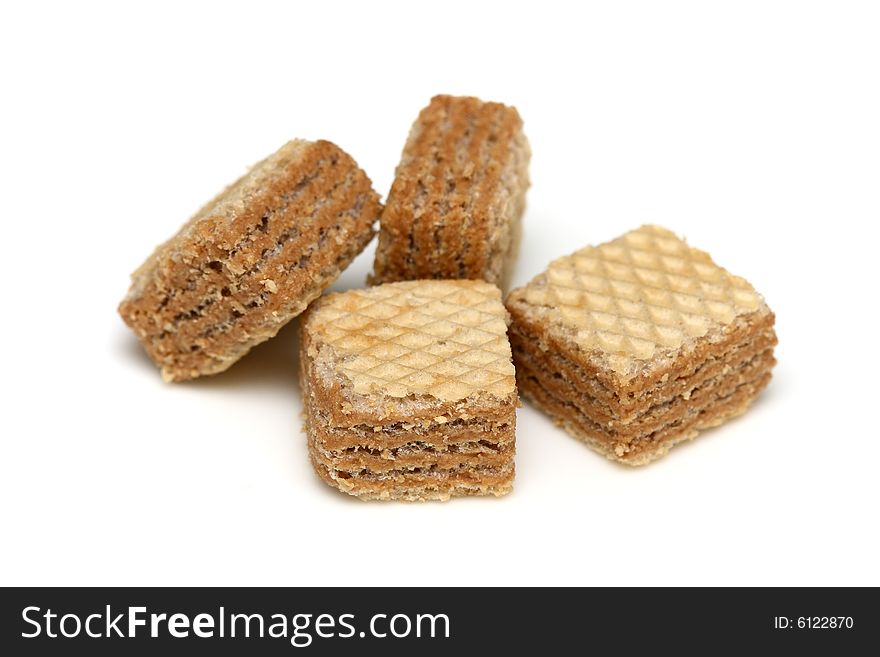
left=506, top=224, right=776, bottom=464
left=306, top=280, right=515, bottom=402
left=515, top=225, right=766, bottom=374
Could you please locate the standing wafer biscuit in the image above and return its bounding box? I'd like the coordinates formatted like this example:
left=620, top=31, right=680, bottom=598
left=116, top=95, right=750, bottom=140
left=119, top=140, right=382, bottom=382
left=506, top=225, right=777, bottom=465
left=301, top=280, right=517, bottom=501
left=369, top=95, right=530, bottom=289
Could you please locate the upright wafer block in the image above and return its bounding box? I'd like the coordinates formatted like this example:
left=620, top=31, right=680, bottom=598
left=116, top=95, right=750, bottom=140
left=301, top=280, right=517, bottom=501
left=369, top=95, right=531, bottom=289
left=506, top=225, right=777, bottom=465
left=119, top=140, right=382, bottom=382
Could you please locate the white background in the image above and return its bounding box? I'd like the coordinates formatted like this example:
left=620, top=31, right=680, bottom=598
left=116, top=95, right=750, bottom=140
left=2, top=1, right=878, bottom=586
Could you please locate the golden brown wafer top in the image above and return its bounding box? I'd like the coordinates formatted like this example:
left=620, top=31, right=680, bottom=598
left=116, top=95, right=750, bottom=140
left=305, top=280, right=515, bottom=402
left=508, top=225, right=768, bottom=375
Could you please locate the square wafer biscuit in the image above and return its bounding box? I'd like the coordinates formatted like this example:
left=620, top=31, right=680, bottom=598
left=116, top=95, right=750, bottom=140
left=368, top=95, right=531, bottom=289
left=506, top=225, right=777, bottom=465
left=301, top=280, right=517, bottom=501
left=119, top=140, right=382, bottom=382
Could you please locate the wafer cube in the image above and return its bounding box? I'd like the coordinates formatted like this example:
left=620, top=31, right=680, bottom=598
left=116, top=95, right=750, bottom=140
left=301, top=280, right=517, bottom=501
left=506, top=225, right=777, bottom=465
left=119, top=140, right=381, bottom=382
left=369, top=95, right=531, bottom=290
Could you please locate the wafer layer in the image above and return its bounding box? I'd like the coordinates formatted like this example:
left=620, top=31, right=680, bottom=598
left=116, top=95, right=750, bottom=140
left=308, top=419, right=512, bottom=469
left=304, top=411, right=516, bottom=501
left=520, top=367, right=772, bottom=465
left=119, top=140, right=381, bottom=382
left=314, top=443, right=515, bottom=474
left=306, top=416, right=515, bottom=451
left=369, top=95, right=530, bottom=289
left=517, top=344, right=773, bottom=436
left=510, top=321, right=777, bottom=426
left=515, top=343, right=774, bottom=439
left=310, top=450, right=514, bottom=502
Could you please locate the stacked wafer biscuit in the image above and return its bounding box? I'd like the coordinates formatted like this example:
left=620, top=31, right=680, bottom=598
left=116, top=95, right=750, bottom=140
left=301, top=280, right=517, bottom=501
left=369, top=95, right=531, bottom=289
left=119, top=140, right=381, bottom=382
left=506, top=225, right=777, bottom=465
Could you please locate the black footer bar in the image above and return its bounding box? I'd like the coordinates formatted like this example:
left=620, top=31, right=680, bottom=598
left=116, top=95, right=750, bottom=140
left=1, top=586, right=874, bottom=654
